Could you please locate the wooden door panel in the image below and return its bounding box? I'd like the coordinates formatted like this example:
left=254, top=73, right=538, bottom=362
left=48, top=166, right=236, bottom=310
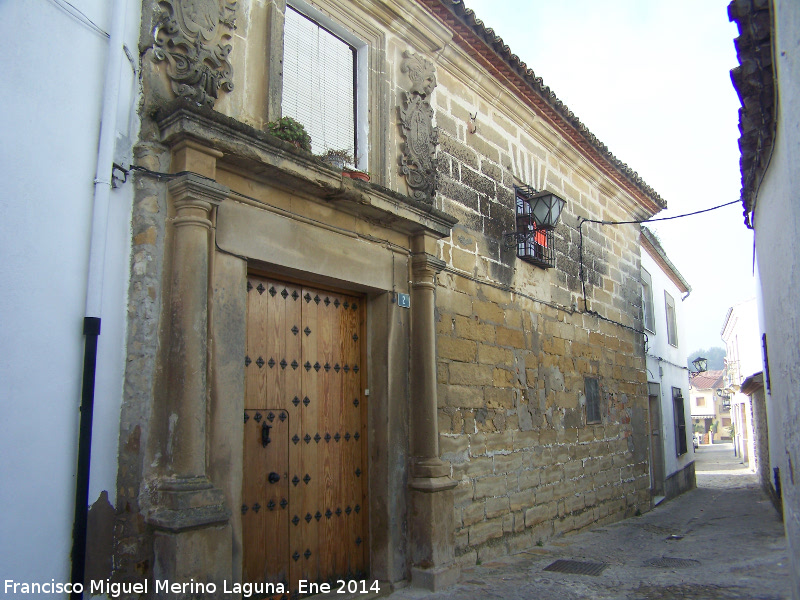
left=242, top=409, right=289, bottom=585
left=245, top=277, right=367, bottom=592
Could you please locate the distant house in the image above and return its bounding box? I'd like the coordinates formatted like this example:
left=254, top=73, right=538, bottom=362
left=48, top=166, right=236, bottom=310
left=640, top=227, right=695, bottom=501
left=688, top=370, right=729, bottom=444
left=720, top=299, right=763, bottom=471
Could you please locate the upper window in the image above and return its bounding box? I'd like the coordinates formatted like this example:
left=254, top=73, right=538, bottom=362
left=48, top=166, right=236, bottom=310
left=665, top=291, right=678, bottom=347
left=641, top=268, right=655, bottom=332
left=514, top=185, right=555, bottom=269
left=283, top=4, right=367, bottom=166
left=696, top=396, right=706, bottom=407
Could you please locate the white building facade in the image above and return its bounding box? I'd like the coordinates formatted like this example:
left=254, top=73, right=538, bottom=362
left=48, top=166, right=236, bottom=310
left=729, top=0, right=800, bottom=594
left=641, top=227, right=695, bottom=501
left=721, top=299, right=763, bottom=470
left=0, top=0, right=140, bottom=587
left=688, top=370, right=730, bottom=444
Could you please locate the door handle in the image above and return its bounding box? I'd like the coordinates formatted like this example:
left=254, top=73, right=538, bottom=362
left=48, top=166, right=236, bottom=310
left=262, top=422, right=271, bottom=447
left=268, top=472, right=280, bottom=484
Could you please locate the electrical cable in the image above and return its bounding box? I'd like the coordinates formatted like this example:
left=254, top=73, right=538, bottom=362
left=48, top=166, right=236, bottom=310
left=46, top=0, right=109, bottom=38
left=127, top=163, right=731, bottom=345
left=578, top=199, right=741, bottom=317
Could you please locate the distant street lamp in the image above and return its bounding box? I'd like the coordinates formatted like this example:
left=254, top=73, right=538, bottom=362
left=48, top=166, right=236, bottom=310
left=691, top=357, right=708, bottom=373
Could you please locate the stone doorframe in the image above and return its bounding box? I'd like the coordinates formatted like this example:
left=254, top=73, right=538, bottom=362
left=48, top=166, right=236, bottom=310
left=145, top=100, right=459, bottom=592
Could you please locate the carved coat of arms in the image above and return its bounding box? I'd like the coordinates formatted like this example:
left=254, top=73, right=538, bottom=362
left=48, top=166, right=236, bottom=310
left=399, top=51, right=438, bottom=205
left=153, top=0, right=237, bottom=107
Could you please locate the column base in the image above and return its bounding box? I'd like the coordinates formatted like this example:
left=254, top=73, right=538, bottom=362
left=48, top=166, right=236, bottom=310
left=411, top=563, right=461, bottom=591
left=153, top=523, right=232, bottom=599
left=410, top=456, right=453, bottom=484
left=147, top=477, right=232, bottom=598
left=409, top=482, right=458, bottom=591
left=146, top=476, right=230, bottom=532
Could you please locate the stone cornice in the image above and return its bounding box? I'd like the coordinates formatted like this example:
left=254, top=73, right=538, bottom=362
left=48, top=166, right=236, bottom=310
left=155, top=100, right=458, bottom=238
left=417, top=0, right=666, bottom=217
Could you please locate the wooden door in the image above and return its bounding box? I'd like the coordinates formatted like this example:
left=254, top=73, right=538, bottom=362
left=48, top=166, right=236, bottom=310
left=243, top=275, right=368, bottom=595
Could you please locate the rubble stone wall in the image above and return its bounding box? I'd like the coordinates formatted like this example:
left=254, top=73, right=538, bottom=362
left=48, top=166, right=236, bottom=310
left=432, top=72, right=651, bottom=565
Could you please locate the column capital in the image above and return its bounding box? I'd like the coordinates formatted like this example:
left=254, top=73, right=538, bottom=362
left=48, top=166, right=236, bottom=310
left=411, top=253, right=445, bottom=291
left=167, top=173, right=229, bottom=229
left=167, top=172, right=229, bottom=208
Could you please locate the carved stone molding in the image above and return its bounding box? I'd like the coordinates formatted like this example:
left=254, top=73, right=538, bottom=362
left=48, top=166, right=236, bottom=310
left=153, top=0, right=237, bottom=107
left=399, top=50, right=438, bottom=205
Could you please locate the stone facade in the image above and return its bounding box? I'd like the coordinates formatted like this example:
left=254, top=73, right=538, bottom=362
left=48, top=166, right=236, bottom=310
left=112, top=0, right=666, bottom=594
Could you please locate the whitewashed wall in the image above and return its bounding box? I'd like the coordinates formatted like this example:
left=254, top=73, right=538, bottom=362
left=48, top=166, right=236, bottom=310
left=0, top=0, right=139, bottom=585
left=752, top=0, right=800, bottom=586
left=721, top=299, right=762, bottom=384
left=642, top=246, right=694, bottom=485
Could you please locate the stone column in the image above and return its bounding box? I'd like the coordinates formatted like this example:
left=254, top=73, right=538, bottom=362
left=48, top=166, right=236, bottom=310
left=408, top=232, right=460, bottom=591
left=146, top=165, right=232, bottom=594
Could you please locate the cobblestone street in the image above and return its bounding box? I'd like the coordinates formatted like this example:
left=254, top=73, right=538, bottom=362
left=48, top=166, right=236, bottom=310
left=384, top=443, right=791, bottom=600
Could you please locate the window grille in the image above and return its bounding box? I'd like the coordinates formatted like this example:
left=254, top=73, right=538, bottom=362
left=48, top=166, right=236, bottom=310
left=283, top=6, right=356, bottom=156
left=514, top=185, right=556, bottom=268
left=585, top=377, right=601, bottom=424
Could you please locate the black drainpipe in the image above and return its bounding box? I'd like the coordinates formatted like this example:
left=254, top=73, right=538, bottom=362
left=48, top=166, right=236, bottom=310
left=70, top=316, right=101, bottom=600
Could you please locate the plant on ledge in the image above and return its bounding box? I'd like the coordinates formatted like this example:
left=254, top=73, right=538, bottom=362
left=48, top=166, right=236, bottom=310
left=319, top=148, right=354, bottom=170
left=266, top=116, right=312, bottom=152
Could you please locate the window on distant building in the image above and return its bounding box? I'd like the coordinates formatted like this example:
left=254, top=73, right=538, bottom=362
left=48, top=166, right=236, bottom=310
left=514, top=185, right=556, bottom=269
left=673, top=387, right=688, bottom=456
left=665, top=291, right=678, bottom=347
left=696, top=396, right=705, bottom=407
left=641, top=268, right=655, bottom=332
left=283, top=4, right=367, bottom=167
left=585, top=377, right=601, bottom=424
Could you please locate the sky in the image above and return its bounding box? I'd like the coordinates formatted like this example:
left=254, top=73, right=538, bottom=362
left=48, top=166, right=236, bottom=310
left=461, top=0, right=756, bottom=354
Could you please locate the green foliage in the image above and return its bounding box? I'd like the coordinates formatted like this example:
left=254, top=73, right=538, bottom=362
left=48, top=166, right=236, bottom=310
left=266, top=116, right=312, bottom=152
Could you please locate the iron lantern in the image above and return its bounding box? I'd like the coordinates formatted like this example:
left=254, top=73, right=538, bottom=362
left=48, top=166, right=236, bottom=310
left=691, top=356, right=708, bottom=373
left=527, top=190, right=566, bottom=230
